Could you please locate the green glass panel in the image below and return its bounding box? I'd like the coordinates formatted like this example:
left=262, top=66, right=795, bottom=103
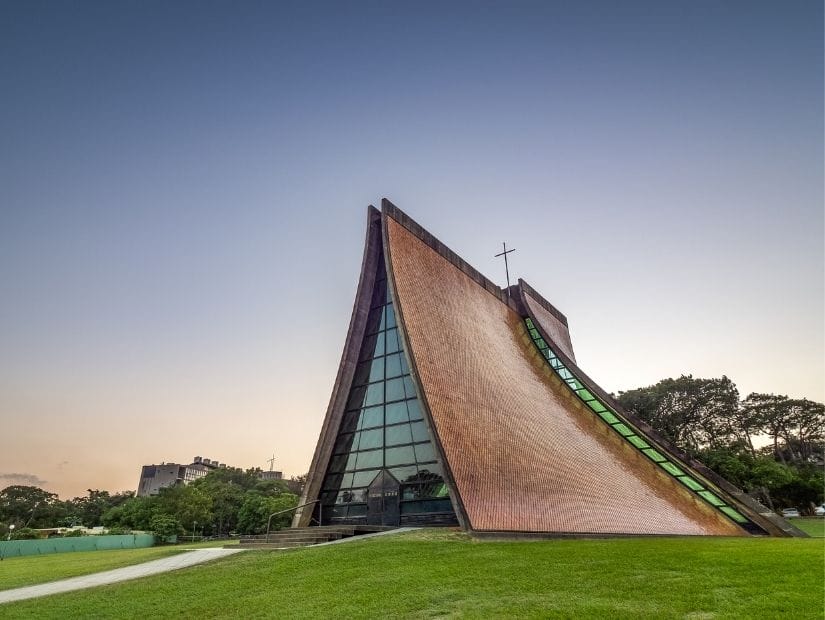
left=358, top=428, right=383, bottom=450
left=587, top=400, right=608, bottom=413
left=528, top=328, right=540, bottom=339
left=525, top=317, right=534, bottom=329
left=535, top=338, right=547, bottom=349
left=576, top=389, right=596, bottom=402
left=613, top=423, right=634, bottom=437
left=385, top=377, right=406, bottom=403
left=597, top=410, right=620, bottom=424
left=642, top=448, right=667, bottom=463
left=385, top=353, right=404, bottom=378
left=677, top=476, right=704, bottom=491
left=385, top=445, right=416, bottom=467
left=403, top=375, right=417, bottom=399
left=720, top=506, right=748, bottom=523
left=697, top=490, right=726, bottom=507
left=386, top=423, right=413, bottom=446
left=414, top=443, right=436, bottom=462
left=566, top=378, right=584, bottom=391
left=385, top=401, right=409, bottom=424
left=354, top=450, right=382, bottom=470
left=659, top=461, right=684, bottom=477
left=626, top=435, right=649, bottom=449
left=410, top=420, right=429, bottom=442
left=358, top=405, right=383, bottom=430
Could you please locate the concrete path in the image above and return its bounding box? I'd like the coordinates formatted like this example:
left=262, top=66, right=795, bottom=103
left=0, top=547, right=245, bottom=605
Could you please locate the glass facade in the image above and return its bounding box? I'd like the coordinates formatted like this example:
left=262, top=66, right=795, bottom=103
left=523, top=317, right=759, bottom=530
left=320, top=260, right=455, bottom=524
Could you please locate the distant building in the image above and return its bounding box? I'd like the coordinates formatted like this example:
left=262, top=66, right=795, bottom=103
left=136, top=456, right=230, bottom=496
left=259, top=470, right=283, bottom=481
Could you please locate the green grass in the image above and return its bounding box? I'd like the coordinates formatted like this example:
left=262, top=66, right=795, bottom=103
left=791, top=517, right=825, bottom=538
left=1, top=530, right=822, bottom=619
left=0, top=540, right=236, bottom=591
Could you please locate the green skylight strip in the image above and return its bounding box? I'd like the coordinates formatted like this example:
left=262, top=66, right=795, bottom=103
left=522, top=317, right=753, bottom=530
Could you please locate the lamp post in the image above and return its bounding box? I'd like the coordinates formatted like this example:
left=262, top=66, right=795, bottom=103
left=7, top=524, right=15, bottom=541
left=192, top=521, right=197, bottom=543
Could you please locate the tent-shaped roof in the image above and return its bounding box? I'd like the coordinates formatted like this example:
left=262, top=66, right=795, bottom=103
left=295, top=200, right=803, bottom=537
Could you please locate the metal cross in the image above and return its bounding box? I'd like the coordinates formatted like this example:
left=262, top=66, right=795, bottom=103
left=267, top=454, right=276, bottom=472
left=494, top=242, right=516, bottom=292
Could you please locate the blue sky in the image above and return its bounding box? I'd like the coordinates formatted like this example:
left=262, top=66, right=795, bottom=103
left=1, top=1, right=822, bottom=498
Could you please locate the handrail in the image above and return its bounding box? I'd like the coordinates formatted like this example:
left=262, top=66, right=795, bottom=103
left=265, top=500, right=322, bottom=537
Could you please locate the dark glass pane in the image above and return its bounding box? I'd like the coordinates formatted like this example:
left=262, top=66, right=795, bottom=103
left=352, top=469, right=381, bottom=487
left=386, top=423, right=413, bottom=446
left=336, top=488, right=367, bottom=504
left=371, top=277, right=387, bottom=309
left=355, top=449, right=383, bottom=470
left=321, top=490, right=337, bottom=505
left=385, top=401, right=409, bottom=424
left=323, top=473, right=343, bottom=491
left=385, top=353, right=404, bottom=378
left=414, top=442, right=436, bottom=462
left=360, top=333, right=379, bottom=361
left=352, top=360, right=373, bottom=387
left=386, top=445, right=416, bottom=466
left=330, top=506, right=347, bottom=518
left=410, top=420, right=429, bottom=443
left=346, top=385, right=367, bottom=410
left=359, top=428, right=383, bottom=450
left=372, top=332, right=385, bottom=358
left=386, top=328, right=400, bottom=353
left=400, top=498, right=452, bottom=514
left=364, top=382, right=384, bottom=406
left=385, top=377, right=406, bottom=403
left=407, top=399, right=423, bottom=421
left=334, top=433, right=355, bottom=454
left=416, top=462, right=443, bottom=480
left=328, top=454, right=347, bottom=473
left=347, top=504, right=368, bottom=517
left=358, top=405, right=383, bottom=430
left=388, top=465, right=419, bottom=483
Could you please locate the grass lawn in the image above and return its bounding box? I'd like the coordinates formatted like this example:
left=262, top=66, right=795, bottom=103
left=1, top=529, right=822, bottom=619
left=0, top=539, right=237, bottom=591
left=791, top=517, right=825, bottom=538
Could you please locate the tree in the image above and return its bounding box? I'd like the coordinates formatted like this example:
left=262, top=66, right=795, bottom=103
left=617, top=375, right=740, bottom=455
left=0, top=485, right=61, bottom=528
left=237, top=493, right=298, bottom=534
left=149, top=514, right=181, bottom=541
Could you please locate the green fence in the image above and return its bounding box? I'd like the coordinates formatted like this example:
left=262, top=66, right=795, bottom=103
left=0, top=534, right=155, bottom=559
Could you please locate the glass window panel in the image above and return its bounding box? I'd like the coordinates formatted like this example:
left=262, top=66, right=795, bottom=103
left=385, top=304, right=396, bottom=328
left=414, top=442, right=436, bottom=462
left=340, top=473, right=354, bottom=489
left=677, top=476, right=704, bottom=491
left=352, top=360, right=373, bottom=387
left=385, top=401, right=409, bottom=425
left=389, top=465, right=419, bottom=483
left=346, top=385, right=367, bottom=410
left=697, top=490, right=725, bottom=507
left=576, top=389, right=596, bottom=402
left=330, top=506, right=347, bottom=518
left=659, top=461, right=684, bottom=477
left=400, top=354, right=409, bottom=375
left=642, top=448, right=667, bottom=463
left=359, top=333, right=378, bottom=361
left=328, top=454, right=347, bottom=473
left=364, top=382, right=384, bottom=406
left=386, top=328, right=400, bottom=353
left=549, top=357, right=564, bottom=369
left=566, top=378, right=584, bottom=391
left=371, top=332, right=385, bottom=358
left=371, top=278, right=387, bottom=309
left=364, top=303, right=383, bottom=334
left=368, top=357, right=384, bottom=383
left=403, top=375, right=417, bottom=399
left=347, top=504, right=367, bottom=516
left=410, top=420, right=429, bottom=443
left=385, top=377, right=406, bottom=403
left=321, top=491, right=337, bottom=505
left=352, top=469, right=381, bottom=487
left=535, top=338, right=547, bottom=349
left=386, top=423, right=413, bottom=446
left=587, top=400, right=608, bottom=413
left=407, top=399, right=423, bottom=421
left=528, top=328, right=540, bottom=339
left=400, top=499, right=452, bottom=514
left=358, top=428, right=383, bottom=450
left=345, top=452, right=358, bottom=471
left=358, top=405, right=383, bottom=430
left=323, top=473, right=343, bottom=491
left=525, top=317, right=534, bottom=329
left=597, top=410, right=620, bottom=424
left=385, top=353, right=404, bottom=378
left=378, top=305, right=386, bottom=331
left=613, top=423, right=634, bottom=437
left=334, top=433, right=355, bottom=454
left=336, top=488, right=367, bottom=504
left=355, top=449, right=383, bottom=470
left=385, top=445, right=416, bottom=466
left=626, top=435, right=649, bottom=449
left=720, top=506, right=748, bottom=523
left=416, top=462, right=442, bottom=479
left=557, top=367, right=573, bottom=380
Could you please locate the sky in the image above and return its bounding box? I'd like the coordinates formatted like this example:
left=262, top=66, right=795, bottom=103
left=0, top=1, right=822, bottom=499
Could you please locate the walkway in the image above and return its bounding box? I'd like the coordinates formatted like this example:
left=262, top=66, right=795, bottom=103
left=0, top=547, right=244, bottom=605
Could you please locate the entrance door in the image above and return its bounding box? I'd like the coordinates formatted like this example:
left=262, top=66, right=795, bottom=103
left=366, top=470, right=400, bottom=526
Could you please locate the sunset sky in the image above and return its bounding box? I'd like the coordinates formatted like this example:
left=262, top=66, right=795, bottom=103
left=1, top=1, right=822, bottom=499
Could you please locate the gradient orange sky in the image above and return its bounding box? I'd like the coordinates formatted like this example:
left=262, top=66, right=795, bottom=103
left=1, top=2, right=822, bottom=499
